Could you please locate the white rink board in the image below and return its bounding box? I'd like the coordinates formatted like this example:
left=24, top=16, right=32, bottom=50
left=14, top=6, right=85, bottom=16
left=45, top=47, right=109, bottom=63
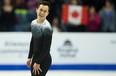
left=0, top=32, right=116, bottom=70
left=0, top=32, right=31, bottom=64
left=51, top=33, right=116, bottom=64
left=0, top=32, right=116, bottom=65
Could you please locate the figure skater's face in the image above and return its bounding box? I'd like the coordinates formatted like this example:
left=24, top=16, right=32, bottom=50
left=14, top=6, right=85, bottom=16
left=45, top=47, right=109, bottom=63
left=36, top=4, right=49, bottom=21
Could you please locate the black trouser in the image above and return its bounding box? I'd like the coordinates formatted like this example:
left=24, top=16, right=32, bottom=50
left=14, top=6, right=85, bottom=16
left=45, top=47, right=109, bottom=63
left=31, top=54, right=52, bottom=76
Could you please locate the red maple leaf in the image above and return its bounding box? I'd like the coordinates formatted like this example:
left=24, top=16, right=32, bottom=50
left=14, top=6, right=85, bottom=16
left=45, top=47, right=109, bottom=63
left=71, top=11, right=79, bottom=19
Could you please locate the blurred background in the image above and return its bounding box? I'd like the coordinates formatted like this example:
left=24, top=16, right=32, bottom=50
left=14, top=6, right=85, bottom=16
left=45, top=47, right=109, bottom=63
left=0, top=0, right=116, bottom=32
left=0, top=0, right=116, bottom=76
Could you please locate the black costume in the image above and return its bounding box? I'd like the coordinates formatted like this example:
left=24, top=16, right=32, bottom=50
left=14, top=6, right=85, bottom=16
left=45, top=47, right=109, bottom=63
left=28, top=19, right=53, bottom=76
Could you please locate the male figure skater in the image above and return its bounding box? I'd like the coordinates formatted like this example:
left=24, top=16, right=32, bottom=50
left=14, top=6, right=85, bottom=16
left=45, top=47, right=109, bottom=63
left=26, top=1, right=53, bottom=76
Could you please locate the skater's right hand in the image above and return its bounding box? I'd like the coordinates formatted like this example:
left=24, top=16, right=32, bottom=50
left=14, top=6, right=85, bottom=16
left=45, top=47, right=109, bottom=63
left=26, top=58, right=31, bottom=68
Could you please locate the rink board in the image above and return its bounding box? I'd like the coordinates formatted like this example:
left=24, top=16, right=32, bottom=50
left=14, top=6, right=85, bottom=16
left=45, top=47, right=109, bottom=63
left=0, top=32, right=116, bottom=70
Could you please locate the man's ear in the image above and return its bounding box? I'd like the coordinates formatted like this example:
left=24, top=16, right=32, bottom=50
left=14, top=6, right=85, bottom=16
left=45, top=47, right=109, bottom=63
left=36, top=8, right=38, bottom=13
left=47, top=12, right=49, bottom=16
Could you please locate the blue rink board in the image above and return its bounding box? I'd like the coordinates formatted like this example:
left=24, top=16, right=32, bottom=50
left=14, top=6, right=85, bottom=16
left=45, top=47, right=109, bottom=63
left=0, top=64, right=116, bottom=70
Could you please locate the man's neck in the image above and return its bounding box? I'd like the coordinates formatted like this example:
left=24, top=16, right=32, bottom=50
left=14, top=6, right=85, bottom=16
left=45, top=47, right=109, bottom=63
left=37, top=18, right=45, bottom=24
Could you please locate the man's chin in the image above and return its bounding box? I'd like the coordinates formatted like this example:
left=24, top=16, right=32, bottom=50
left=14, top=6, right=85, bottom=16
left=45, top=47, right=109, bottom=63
left=39, top=16, right=44, bottom=19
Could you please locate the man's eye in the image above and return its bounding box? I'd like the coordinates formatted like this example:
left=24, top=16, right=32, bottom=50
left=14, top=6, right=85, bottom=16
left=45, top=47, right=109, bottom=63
left=40, top=9, right=42, bottom=11
left=44, top=10, right=46, bottom=13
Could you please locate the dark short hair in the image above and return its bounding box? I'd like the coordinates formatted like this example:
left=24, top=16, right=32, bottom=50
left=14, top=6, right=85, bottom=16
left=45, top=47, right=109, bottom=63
left=36, top=1, right=50, bottom=11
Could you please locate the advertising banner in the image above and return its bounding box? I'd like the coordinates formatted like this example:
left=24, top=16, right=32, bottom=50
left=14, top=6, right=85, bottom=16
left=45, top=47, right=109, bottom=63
left=0, top=32, right=116, bottom=70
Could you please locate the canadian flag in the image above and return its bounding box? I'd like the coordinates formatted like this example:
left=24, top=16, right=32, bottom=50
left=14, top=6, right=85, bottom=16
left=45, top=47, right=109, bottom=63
left=62, top=5, right=88, bottom=25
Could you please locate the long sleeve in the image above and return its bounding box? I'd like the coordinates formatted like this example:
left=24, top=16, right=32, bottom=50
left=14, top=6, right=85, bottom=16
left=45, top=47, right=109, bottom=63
left=35, top=27, right=53, bottom=64
left=28, top=36, right=34, bottom=58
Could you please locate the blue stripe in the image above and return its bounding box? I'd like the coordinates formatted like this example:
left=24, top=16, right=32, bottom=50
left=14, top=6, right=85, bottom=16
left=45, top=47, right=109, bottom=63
left=0, top=64, right=116, bottom=70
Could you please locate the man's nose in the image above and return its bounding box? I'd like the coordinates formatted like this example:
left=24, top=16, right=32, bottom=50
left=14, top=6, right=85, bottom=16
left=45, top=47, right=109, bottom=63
left=41, top=11, right=44, bottom=14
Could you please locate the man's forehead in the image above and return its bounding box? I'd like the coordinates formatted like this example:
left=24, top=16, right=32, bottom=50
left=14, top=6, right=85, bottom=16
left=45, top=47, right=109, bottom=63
left=39, top=4, right=49, bottom=8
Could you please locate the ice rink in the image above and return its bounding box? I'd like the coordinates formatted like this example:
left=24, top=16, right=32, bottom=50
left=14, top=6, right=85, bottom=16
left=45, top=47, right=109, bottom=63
left=0, top=70, right=116, bottom=76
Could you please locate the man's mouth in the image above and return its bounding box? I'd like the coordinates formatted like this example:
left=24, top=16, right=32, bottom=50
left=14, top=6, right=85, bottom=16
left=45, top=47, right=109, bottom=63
left=39, top=14, right=44, bottom=17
